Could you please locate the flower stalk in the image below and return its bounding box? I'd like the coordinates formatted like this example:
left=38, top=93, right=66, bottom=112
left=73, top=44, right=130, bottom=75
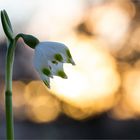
left=5, top=40, right=15, bottom=140
left=1, top=10, right=15, bottom=139
left=1, top=9, right=75, bottom=140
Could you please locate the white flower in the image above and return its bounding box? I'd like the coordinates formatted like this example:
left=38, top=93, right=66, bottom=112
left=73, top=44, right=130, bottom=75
left=33, top=41, right=75, bottom=88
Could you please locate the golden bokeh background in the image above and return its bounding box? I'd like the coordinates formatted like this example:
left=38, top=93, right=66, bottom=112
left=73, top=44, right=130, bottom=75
left=0, top=0, right=140, bottom=124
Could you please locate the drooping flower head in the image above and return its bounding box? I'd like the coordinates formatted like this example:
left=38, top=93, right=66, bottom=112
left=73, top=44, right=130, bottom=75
left=13, top=33, right=75, bottom=88
left=33, top=41, right=75, bottom=88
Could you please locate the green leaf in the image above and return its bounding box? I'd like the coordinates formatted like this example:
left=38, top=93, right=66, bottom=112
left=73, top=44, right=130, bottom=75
left=1, top=10, right=14, bottom=40
left=3, top=10, right=13, bottom=32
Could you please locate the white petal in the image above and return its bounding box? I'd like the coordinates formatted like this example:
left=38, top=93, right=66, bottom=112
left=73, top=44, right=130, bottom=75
left=33, top=44, right=48, bottom=71
left=35, top=42, right=69, bottom=62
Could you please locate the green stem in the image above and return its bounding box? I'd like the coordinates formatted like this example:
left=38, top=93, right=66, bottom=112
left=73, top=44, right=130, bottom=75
left=5, top=40, right=15, bottom=140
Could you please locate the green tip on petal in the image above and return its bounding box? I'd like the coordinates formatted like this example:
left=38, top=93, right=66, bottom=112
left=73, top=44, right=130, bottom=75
left=71, top=59, right=76, bottom=65
left=54, top=53, right=63, bottom=62
left=66, top=49, right=72, bottom=59
left=42, top=68, right=53, bottom=78
left=67, top=58, right=76, bottom=65
left=66, top=49, right=75, bottom=65
left=57, top=70, right=68, bottom=79
left=43, top=80, right=50, bottom=88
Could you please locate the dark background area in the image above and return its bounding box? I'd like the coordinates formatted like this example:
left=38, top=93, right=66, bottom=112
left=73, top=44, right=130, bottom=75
left=0, top=113, right=140, bottom=139
left=1, top=113, right=140, bottom=139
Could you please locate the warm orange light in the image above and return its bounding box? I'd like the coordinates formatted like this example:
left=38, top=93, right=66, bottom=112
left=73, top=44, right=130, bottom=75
left=62, top=93, right=118, bottom=120
left=12, top=81, right=26, bottom=108
left=88, top=0, right=135, bottom=52
left=111, top=66, right=140, bottom=120
left=123, top=69, right=140, bottom=114
left=24, top=81, right=61, bottom=123
left=12, top=81, right=27, bottom=120
left=51, top=39, right=120, bottom=117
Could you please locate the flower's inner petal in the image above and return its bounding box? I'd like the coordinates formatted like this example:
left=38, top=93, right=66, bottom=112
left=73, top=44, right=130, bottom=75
left=48, top=61, right=67, bottom=78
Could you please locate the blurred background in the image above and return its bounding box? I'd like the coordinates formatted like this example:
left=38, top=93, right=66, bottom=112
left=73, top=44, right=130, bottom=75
left=1, top=0, right=140, bottom=139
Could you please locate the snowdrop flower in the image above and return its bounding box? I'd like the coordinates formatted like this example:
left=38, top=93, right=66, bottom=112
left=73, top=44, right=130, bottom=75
left=15, top=33, right=75, bottom=88
left=33, top=41, right=75, bottom=88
